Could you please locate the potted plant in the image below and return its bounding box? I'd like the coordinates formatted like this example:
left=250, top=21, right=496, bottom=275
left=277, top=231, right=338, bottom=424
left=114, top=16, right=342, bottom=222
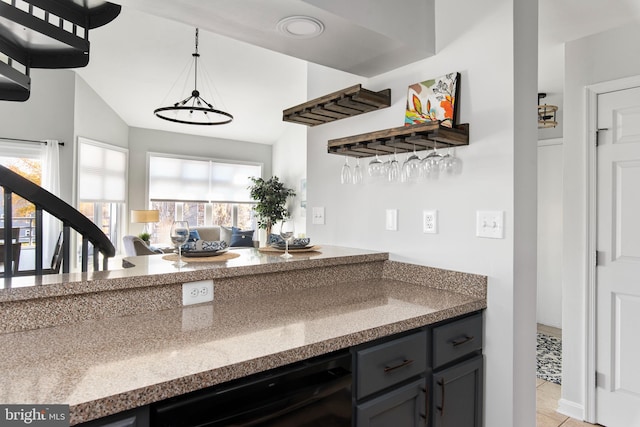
left=138, top=232, right=151, bottom=245
left=248, top=176, right=296, bottom=238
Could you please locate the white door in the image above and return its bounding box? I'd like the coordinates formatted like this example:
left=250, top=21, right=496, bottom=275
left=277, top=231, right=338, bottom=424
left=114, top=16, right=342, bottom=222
left=596, top=86, right=640, bottom=426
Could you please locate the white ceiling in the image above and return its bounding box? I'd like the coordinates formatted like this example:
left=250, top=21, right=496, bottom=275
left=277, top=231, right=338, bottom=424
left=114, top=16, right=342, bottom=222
left=75, top=0, right=640, bottom=145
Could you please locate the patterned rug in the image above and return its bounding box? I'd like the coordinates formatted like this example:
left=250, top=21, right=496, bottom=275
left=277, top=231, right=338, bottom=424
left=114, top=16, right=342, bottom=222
left=537, top=332, right=562, bottom=385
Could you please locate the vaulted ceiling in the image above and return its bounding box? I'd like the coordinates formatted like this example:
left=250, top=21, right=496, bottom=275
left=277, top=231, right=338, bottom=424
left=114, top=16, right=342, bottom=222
left=72, top=0, right=640, bottom=145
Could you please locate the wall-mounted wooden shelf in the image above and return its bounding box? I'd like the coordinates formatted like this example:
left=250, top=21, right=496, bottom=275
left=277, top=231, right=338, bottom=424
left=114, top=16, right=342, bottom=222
left=283, top=84, right=391, bottom=127
left=327, top=122, right=469, bottom=157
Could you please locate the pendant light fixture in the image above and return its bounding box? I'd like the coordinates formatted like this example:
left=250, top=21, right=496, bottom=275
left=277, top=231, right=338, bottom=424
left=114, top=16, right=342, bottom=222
left=154, top=28, right=233, bottom=125
left=537, top=93, right=558, bottom=128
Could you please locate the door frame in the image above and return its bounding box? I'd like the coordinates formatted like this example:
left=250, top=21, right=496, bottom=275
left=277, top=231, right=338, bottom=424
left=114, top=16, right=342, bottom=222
left=584, top=75, right=640, bottom=423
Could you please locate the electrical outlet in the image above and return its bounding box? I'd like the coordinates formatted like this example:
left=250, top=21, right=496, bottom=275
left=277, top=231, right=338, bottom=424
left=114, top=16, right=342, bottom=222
left=423, top=210, right=438, bottom=234
left=182, top=280, right=214, bottom=306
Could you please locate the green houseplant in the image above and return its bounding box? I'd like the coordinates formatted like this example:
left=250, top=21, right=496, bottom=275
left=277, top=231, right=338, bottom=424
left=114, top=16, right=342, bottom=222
left=138, top=232, right=151, bottom=244
left=248, top=176, right=296, bottom=237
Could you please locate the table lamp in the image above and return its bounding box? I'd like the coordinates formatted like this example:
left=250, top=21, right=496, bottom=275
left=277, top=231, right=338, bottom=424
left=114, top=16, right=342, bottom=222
left=130, top=210, right=159, bottom=242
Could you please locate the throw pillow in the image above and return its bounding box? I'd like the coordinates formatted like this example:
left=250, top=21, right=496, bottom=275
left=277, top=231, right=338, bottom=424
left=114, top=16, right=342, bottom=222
left=268, top=233, right=284, bottom=245
left=230, top=227, right=254, bottom=247
left=220, top=226, right=233, bottom=246
left=188, top=230, right=201, bottom=242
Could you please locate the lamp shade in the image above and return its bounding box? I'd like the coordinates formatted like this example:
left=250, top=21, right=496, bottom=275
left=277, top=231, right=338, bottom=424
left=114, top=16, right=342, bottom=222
left=130, top=210, right=159, bottom=223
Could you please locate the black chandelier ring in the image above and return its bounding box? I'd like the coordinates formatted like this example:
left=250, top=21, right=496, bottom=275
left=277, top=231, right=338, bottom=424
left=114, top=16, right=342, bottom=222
left=154, top=105, right=233, bottom=125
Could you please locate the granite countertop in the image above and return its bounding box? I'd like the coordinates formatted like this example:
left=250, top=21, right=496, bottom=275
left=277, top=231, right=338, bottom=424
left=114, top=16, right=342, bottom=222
left=0, top=246, right=387, bottom=303
left=0, top=247, right=487, bottom=425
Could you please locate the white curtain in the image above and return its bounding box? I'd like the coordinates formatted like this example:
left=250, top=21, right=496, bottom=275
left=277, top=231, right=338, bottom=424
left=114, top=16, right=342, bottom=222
left=41, top=140, right=61, bottom=265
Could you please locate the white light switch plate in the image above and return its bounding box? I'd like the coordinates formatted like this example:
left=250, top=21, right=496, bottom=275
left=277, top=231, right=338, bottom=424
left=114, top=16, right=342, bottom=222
left=386, top=209, right=398, bottom=231
left=476, top=211, right=505, bottom=239
left=312, top=207, right=325, bottom=225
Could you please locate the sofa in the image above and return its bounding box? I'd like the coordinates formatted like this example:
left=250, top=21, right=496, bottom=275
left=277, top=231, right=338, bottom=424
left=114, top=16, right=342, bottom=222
left=191, top=226, right=258, bottom=248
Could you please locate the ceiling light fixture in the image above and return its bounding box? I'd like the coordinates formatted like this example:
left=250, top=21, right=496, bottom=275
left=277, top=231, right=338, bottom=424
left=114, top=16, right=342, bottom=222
left=154, top=28, right=233, bottom=126
left=276, top=16, right=325, bottom=39
left=538, top=93, right=558, bottom=128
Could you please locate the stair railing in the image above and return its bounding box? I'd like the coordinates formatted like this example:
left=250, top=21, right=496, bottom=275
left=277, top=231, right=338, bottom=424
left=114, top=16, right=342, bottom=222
left=0, top=164, right=115, bottom=277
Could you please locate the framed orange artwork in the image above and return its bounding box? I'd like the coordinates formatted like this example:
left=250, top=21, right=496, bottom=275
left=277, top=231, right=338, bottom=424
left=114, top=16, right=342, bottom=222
left=404, top=72, right=460, bottom=128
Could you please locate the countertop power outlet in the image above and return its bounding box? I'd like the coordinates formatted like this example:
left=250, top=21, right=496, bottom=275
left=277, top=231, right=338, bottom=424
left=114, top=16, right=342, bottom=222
left=182, top=280, right=214, bottom=306
left=423, top=210, right=438, bottom=234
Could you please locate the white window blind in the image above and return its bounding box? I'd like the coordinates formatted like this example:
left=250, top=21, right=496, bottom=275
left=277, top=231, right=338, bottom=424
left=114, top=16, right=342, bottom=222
left=0, top=139, right=43, bottom=160
left=148, top=155, right=261, bottom=203
left=78, top=138, right=127, bottom=203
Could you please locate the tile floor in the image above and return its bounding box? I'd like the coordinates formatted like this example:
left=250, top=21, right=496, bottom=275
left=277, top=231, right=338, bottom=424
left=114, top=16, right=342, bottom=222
left=536, top=324, right=599, bottom=427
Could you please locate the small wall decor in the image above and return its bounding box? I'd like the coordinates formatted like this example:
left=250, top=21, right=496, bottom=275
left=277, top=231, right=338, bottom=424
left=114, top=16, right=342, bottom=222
left=404, top=72, right=459, bottom=128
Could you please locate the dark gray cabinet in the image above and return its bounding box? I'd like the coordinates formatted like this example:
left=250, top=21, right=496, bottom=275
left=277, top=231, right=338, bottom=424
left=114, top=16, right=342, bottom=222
left=354, top=330, right=428, bottom=427
left=429, top=312, right=484, bottom=427
left=431, top=355, right=483, bottom=427
left=356, top=378, right=427, bottom=427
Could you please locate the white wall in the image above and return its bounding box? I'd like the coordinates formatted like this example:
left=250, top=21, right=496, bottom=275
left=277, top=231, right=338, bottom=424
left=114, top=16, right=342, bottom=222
left=0, top=69, right=75, bottom=203
left=537, top=139, right=563, bottom=328
left=272, top=124, right=307, bottom=236
left=74, top=75, right=129, bottom=150
left=127, top=127, right=272, bottom=235
left=305, top=0, right=538, bottom=425
left=562, top=21, right=640, bottom=418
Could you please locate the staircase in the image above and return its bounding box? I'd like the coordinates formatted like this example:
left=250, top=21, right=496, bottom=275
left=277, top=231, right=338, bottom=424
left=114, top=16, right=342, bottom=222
left=0, top=0, right=121, bottom=101
left=0, top=164, right=115, bottom=277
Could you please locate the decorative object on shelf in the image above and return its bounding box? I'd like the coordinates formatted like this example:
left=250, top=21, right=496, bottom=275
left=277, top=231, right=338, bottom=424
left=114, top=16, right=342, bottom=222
left=328, top=122, right=469, bottom=158
left=283, top=84, right=391, bottom=126
left=154, top=28, right=233, bottom=126
left=130, top=209, right=160, bottom=244
left=537, top=93, right=558, bottom=128
left=248, top=176, right=296, bottom=237
left=405, top=72, right=460, bottom=128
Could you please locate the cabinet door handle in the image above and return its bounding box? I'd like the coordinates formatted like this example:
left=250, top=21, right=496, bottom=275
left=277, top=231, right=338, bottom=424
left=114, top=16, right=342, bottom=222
left=421, top=385, right=429, bottom=424
left=450, top=335, right=475, bottom=347
left=383, top=358, right=414, bottom=373
left=436, top=378, right=446, bottom=416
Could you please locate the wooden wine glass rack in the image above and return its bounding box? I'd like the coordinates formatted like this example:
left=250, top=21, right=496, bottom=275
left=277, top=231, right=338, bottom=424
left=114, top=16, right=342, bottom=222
left=282, top=84, right=391, bottom=126
left=327, top=122, right=469, bottom=158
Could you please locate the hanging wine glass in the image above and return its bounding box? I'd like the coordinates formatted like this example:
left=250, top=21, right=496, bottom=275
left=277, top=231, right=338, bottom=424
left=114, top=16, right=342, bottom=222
left=340, top=156, right=352, bottom=184
left=403, top=145, right=422, bottom=182
left=422, top=142, right=443, bottom=179
left=440, top=147, right=462, bottom=175
left=368, top=152, right=384, bottom=178
left=353, top=157, right=363, bottom=184
left=388, top=151, right=400, bottom=182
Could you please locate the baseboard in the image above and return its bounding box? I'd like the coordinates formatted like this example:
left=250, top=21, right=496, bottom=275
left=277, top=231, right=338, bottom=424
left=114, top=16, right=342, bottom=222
left=557, top=398, right=584, bottom=420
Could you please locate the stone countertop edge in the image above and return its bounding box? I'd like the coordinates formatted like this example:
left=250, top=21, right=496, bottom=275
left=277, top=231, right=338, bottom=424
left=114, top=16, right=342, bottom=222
left=69, top=300, right=486, bottom=425
left=0, top=247, right=389, bottom=303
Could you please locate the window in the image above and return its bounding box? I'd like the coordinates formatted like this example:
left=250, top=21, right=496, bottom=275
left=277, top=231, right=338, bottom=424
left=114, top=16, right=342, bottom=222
left=77, top=138, right=128, bottom=251
left=147, top=154, right=261, bottom=243
left=0, top=140, right=43, bottom=247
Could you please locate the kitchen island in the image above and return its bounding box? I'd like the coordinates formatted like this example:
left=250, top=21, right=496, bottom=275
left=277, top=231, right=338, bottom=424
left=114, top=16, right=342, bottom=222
left=0, top=246, right=486, bottom=425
